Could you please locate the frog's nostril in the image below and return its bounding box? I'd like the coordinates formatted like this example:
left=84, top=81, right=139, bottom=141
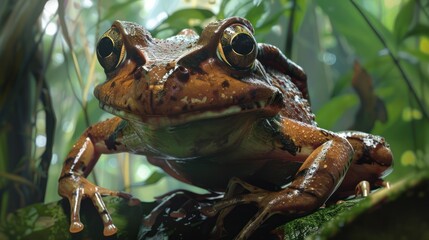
left=176, top=66, right=190, bottom=82
left=269, top=91, right=284, bottom=107
left=134, top=66, right=143, bottom=80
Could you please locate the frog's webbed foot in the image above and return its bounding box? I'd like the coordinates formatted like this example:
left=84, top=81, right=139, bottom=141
left=58, top=174, right=134, bottom=236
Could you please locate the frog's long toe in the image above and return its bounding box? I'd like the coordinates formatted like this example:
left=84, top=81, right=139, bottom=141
left=66, top=184, right=84, bottom=233
left=90, top=190, right=118, bottom=236
left=235, top=207, right=273, bottom=240
left=355, top=180, right=370, bottom=197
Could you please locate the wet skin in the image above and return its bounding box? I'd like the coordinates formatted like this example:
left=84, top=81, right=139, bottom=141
left=58, top=17, right=393, bottom=238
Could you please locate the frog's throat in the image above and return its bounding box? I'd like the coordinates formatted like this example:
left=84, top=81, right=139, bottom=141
left=99, top=99, right=275, bottom=127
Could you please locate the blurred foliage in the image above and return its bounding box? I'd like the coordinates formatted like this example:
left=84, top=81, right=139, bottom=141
left=0, top=0, right=52, bottom=219
left=1, top=0, right=428, bottom=238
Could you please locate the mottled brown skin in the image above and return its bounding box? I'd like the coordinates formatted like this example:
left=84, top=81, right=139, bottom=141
left=58, top=17, right=393, bottom=238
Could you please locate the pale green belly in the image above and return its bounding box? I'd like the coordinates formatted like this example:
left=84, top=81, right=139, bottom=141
left=124, top=113, right=259, bottom=158
left=123, top=113, right=303, bottom=190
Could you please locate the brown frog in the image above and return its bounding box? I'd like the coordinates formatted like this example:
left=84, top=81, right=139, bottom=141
left=58, top=17, right=393, bottom=239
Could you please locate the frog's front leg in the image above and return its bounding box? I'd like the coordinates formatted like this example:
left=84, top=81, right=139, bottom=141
left=58, top=117, right=133, bottom=236
left=208, top=118, right=354, bottom=239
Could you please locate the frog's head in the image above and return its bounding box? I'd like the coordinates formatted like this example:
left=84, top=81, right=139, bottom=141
left=94, top=17, right=287, bottom=127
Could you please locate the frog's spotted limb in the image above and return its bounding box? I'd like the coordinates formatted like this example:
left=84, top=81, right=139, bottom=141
left=204, top=117, right=354, bottom=239
left=58, top=117, right=132, bottom=236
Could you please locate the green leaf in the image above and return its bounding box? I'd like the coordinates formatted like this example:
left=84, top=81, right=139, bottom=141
left=316, top=1, right=395, bottom=60
left=222, top=1, right=255, bottom=19
left=152, top=8, right=215, bottom=37
left=331, top=71, right=353, bottom=98
left=142, top=171, right=166, bottom=186
left=316, top=94, right=358, bottom=130
left=393, top=0, right=416, bottom=42
left=99, top=0, right=141, bottom=24
left=255, top=7, right=289, bottom=34
left=404, top=23, right=429, bottom=39
left=292, top=0, right=309, bottom=33
left=217, top=0, right=231, bottom=19
left=243, top=3, right=266, bottom=25
left=403, top=47, right=429, bottom=62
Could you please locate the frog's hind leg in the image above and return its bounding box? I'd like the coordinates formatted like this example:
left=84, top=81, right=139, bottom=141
left=235, top=137, right=353, bottom=239
left=205, top=118, right=355, bottom=239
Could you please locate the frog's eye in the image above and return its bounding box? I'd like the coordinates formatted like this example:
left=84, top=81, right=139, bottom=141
left=217, top=24, right=257, bottom=70
left=97, top=27, right=126, bottom=72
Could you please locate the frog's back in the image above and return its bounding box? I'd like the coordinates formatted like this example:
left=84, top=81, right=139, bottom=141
left=268, top=69, right=316, bottom=125
left=256, top=44, right=315, bottom=125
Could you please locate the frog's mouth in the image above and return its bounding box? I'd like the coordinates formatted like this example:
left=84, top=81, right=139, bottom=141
left=100, top=91, right=284, bottom=127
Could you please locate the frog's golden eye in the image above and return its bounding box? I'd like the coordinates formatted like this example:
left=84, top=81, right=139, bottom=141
left=217, top=24, right=257, bottom=70
left=96, top=27, right=126, bottom=72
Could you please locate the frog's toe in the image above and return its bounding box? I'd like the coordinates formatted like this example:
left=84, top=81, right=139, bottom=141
left=382, top=181, right=391, bottom=189
left=235, top=208, right=273, bottom=240
left=103, top=222, right=118, bottom=236
left=59, top=176, right=86, bottom=234
left=69, top=221, right=84, bottom=233
left=355, top=180, right=370, bottom=197
left=374, top=179, right=391, bottom=189
left=89, top=190, right=118, bottom=236
left=97, top=186, right=134, bottom=199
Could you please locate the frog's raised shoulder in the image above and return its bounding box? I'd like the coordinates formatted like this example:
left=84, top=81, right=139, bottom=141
left=58, top=17, right=393, bottom=238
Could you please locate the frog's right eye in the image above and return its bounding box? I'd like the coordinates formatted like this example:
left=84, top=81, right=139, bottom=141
left=97, top=27, right=126, bottom=72
left=217, top=24, right=257, bottom=70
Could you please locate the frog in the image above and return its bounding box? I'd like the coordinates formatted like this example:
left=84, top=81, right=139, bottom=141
left=58, top=17, right=393, bottom=239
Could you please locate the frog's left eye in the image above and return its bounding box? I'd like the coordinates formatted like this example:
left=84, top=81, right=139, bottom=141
left=217, top=24, right=257, bottom=70
left=97, top=27, right=126, bottom=72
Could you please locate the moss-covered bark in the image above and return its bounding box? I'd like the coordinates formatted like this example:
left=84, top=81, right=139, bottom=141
left=1, top=172, right=428, bottom=240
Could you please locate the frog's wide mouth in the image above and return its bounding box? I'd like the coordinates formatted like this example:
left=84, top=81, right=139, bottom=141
left=99, top=92, right=283, bottom=127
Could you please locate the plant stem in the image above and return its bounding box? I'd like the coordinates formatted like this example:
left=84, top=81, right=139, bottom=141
left=351, top=0, right=428, bottom=120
